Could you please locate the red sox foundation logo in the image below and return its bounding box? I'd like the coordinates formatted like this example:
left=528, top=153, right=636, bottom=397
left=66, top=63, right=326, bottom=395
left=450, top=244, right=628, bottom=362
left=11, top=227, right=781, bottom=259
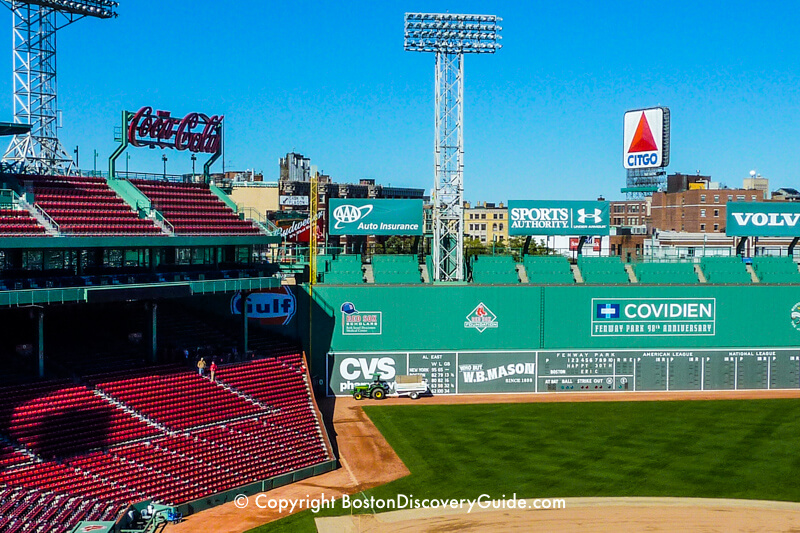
left=464, top=303, right=498, bottom=333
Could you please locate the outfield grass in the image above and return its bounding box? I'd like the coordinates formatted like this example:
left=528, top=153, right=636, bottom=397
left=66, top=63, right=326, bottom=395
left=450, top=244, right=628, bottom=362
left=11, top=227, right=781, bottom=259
left=248, top=399, right=800, bottom=532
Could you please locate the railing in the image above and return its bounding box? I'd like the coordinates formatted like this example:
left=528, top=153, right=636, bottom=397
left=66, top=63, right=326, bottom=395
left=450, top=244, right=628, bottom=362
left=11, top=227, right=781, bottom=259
left=21, top=198, right=62, bottom=234
left=238, top=206, right=281, bottom=236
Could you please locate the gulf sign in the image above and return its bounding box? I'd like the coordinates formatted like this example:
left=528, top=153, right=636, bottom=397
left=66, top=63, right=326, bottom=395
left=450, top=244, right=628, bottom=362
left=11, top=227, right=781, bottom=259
left=726, top=202, right=800, bottom=237
left=623, top=107, right=669, bottom=169
left=230, top=286, right=296, bottom=326
left=509, top=201, right=609, bottom=236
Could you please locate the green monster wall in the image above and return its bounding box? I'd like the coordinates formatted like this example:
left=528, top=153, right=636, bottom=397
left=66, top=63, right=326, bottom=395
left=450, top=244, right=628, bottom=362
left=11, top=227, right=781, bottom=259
left=266, top=285, right=800, bottom=396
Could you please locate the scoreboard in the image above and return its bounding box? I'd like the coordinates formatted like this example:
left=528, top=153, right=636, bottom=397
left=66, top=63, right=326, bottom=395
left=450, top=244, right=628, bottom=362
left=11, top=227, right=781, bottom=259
left=328, top=349, right=800, bottom=396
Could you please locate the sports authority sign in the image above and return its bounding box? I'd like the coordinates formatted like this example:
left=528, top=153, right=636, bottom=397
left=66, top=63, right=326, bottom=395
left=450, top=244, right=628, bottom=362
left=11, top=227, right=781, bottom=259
left=329, top=199, right=423, bottom=236
left=509, top=201, right=610, bottom=236
left=623, top=107, right=670, bottom=169
left=726, top=202, right=800, bottom=237
left=591, top=297, right=716, bottom=337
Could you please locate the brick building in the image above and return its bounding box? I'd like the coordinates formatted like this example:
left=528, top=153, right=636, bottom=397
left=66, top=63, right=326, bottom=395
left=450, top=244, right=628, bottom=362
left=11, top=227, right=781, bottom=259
left=464, top=202, right=508, bottom=244
left=650, top=188, right=764, bottom=233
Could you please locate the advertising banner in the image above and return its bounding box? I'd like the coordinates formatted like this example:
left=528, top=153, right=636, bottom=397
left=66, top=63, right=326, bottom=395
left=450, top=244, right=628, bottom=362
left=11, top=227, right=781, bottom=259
left=509, top=200, right=609, bottom=236
left=726, top=202, right=800, bottom=237
left=329, top=199, right=423, bottom=236
left=280, top=195, right=309, bottom=207
left=623, top=107, right=669, bottom=169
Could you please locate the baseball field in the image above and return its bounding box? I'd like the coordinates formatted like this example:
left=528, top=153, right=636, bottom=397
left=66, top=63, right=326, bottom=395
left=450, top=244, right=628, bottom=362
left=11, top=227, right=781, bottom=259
left=242, top=393, right=800, bottom=533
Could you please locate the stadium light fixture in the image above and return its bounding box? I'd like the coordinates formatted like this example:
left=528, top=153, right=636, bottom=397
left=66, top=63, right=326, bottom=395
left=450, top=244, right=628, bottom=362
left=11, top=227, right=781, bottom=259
left=404, top=13, right=502, bottom=282
left=1, top=0, right=119, bottom=174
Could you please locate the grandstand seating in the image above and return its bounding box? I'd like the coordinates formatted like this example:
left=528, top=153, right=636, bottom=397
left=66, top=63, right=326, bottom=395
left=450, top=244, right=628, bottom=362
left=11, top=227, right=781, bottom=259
left=321, top=254, right=364, bottom=284
left=0, top=355, right=331, bottom=532
left=0, top=487, right=125, bottom=533
left=700, top=256, right=752, bottom=284
left=751, top=257, right=800, bottom=283
left=470, top=255, right=520, bottom=284
left=578, top=257, right=630, bottom=284
left=634, top=262, right=700, bottom=284
left=92, top=369, right=261, bottom=430
left=372, top=254, right=421, bottom=284
left=130, top=180, right=261, bottom=235
left=22, top=175, right=162, bottom=235
left=523, top=255, right=574, bottom=284
left=0, top=207, right=46, bottom=236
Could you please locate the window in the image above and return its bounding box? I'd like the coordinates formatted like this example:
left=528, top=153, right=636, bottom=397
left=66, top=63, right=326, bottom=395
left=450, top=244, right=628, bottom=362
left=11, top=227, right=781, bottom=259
left=614, top=217, right=623, bottom=225
left=481, top=224, right=486, bottom=230
left=627, top=217, right=636, bottom=225
left=713, top=223, right=719, bottom=231
left=737, top=195, right=745, bottom=201
left=614, top=205, right=625, bottom=213
left=728, top=195, right=733, bottom=201
left=499, top=223, right=504, bottom=231
left=492, top=223, right=498, bottom=231
left=480, top=236, right=486, bottom=243
left=714, top=195, right=720, bottom=203
left=481, top=214, right=486, bottom=219
left=700, top=224, right=706, bottom=231
left=700, top=209, right=706, bottom=217
left=493, top=213, right=498, bottom=219
left=468, top=214, right=473, bottom=219
left=751, top=195, right=757, bottom=201
left=499, top=213, right=504, bottom=219
left=714, top=209, right=719, bottom=217
left=629, top=204, right=639, bottom=213
left=700, top=195, right=706, bottom=203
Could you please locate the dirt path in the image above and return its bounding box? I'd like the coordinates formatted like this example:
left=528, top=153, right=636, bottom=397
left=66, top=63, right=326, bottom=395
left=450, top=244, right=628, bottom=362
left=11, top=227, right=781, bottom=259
left=315, top=497, right=800, bottom=533
left=167, top=389, right=800, bottom=532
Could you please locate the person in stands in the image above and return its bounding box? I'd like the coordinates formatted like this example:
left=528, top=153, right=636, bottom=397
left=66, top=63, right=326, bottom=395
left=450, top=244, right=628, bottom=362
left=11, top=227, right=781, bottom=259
left=210, top=360, right=217, bottom=381
left=197, top=357, right=207, bottom=377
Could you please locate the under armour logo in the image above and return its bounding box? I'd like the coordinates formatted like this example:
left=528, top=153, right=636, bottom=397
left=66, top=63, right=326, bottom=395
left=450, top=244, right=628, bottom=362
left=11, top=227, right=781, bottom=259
left=577, top=208, right=602, bottom=224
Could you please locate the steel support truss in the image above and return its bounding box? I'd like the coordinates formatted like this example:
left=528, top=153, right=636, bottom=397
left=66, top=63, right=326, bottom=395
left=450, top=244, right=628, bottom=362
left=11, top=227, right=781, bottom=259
left=432, top=52, right=464, bottom=281
left=1, top=1, right=107, bottom=174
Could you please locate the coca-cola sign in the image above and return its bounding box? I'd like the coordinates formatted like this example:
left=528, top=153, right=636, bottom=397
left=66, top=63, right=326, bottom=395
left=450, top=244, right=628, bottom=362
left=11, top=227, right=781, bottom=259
left=128, top=106, right=223, bottom=153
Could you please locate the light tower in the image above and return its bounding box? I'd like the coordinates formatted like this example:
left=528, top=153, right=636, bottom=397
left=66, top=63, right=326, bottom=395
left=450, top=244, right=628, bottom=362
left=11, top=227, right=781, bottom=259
left=404, top=13, right=501, bottom=282
left=1, top=0, right=119, bottom=175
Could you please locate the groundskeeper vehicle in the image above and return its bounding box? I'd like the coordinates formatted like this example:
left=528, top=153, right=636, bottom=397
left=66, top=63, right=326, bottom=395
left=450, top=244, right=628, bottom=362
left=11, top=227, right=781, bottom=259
left=351, top=374, right=429, bottom=400
left=352, top=374, right=391, bottom=400
left=394, top=374, right=429, bottom=400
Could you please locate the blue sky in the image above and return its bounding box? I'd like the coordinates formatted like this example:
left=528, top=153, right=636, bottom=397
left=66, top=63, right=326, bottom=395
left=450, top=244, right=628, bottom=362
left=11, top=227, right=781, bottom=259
left=0, top=1, right=798, bottom=202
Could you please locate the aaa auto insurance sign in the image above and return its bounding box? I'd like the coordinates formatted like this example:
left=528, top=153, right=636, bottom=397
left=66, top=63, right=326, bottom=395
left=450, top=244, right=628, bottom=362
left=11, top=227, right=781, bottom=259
left=623, top=107, right=668, bottom=169
left=726, top=202, right=800, bottom=237
left=329, top=199, right=423, bottom=236
left=509, top=200, right=610, bottom=236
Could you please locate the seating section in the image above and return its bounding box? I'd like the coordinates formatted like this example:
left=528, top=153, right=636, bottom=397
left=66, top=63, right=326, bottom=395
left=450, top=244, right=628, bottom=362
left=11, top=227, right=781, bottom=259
left=372, top=254, right=421, bottom=284
left=634, top=262, right=699, bottom=284
left=321, top=254, right=364, bottom=284
left=0, top=381, right=158, bottom=457
left=471, top=255, right=520, bottom=284
left=23, top=175, right=161, bottom=235
left=0, top=487, right=125, bottom=533
left=130, top=180, right=261, bottom=235
left=700, top=256, right=752, bottom=284
left=93, top=369, right=261, bottom=430
left=578, top=257, right=630, bottom=284
left=0, top=356, right=332, bottom=532
left=0, top=207, right=46, bottom=236
left=751, top=257, right=800, bottom=283
left=523, top=255, right=574, bottom=284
